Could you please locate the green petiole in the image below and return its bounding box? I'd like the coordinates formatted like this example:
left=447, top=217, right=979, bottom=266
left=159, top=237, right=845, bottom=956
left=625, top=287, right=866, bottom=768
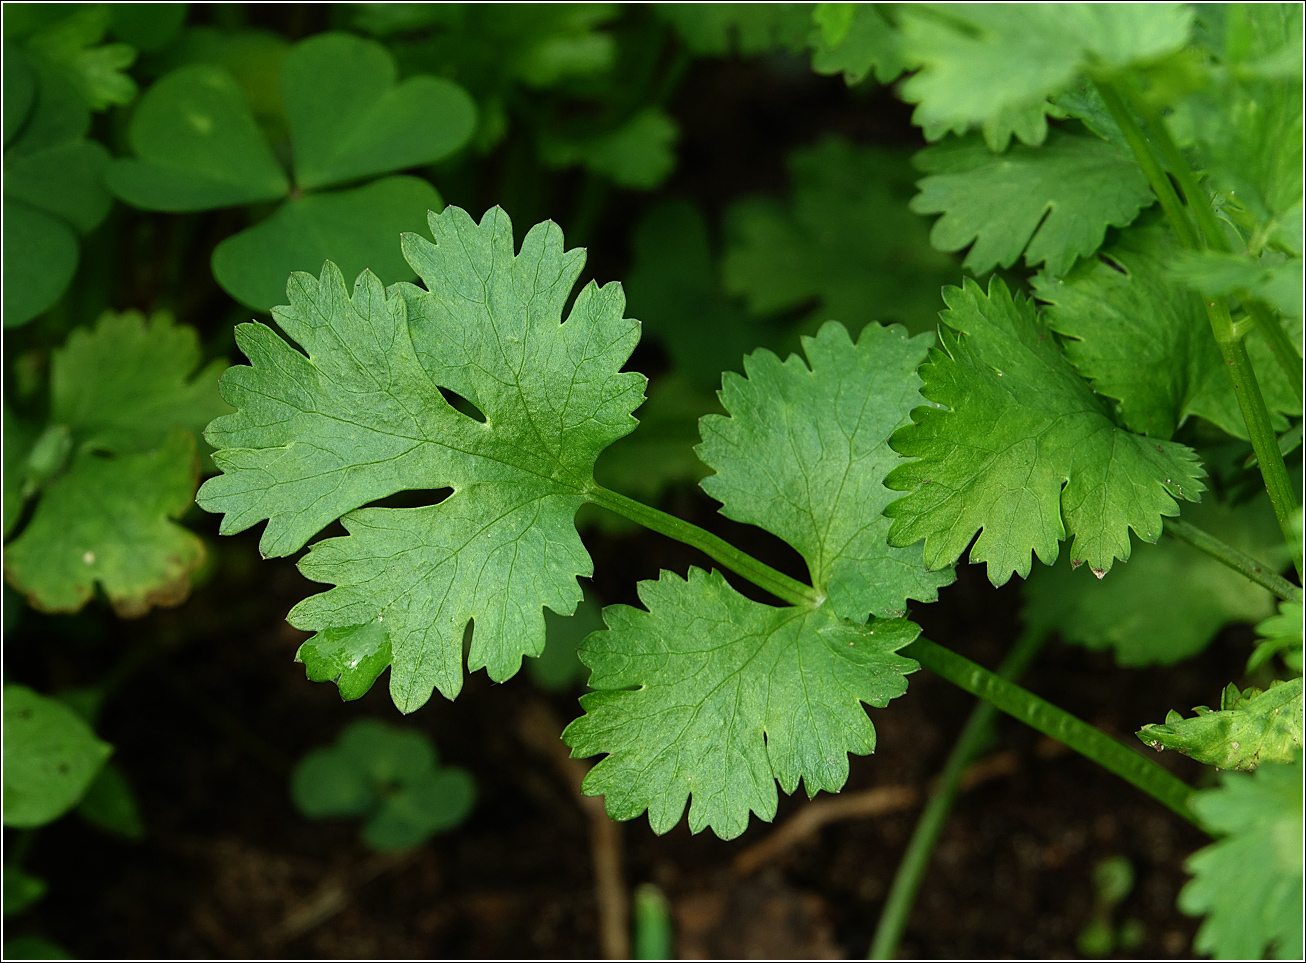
left=903, top=637, right=1202, bottom=830
left=585, top=484, right=822, bottom=607
left=1164, top=518, right=1302, bottom=602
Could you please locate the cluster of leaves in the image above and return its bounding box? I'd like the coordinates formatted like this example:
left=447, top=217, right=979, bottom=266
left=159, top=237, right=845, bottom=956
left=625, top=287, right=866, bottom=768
left=3, top=3, right=1302, bottom=958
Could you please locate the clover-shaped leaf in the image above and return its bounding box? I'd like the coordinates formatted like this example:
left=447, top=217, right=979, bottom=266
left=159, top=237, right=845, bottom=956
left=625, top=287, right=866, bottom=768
left=291, top=719, right=475, bottom=851
left=107, top=32, right=477, bottom=310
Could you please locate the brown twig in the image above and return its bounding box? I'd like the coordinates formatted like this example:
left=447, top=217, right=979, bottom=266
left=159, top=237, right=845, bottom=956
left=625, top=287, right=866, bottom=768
left=264, top=848, right=414, bottom=948
left=518, top=700, right=630, bottom=960
left=732, top=749, right=1023, bottom=876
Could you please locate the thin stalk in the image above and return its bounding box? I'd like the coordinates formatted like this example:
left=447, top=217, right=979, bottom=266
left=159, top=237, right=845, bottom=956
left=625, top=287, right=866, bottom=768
left=1094, top=81, right=1198, bottom=248
left=903, top=638, right=1203, bottom=830
left=1246, top=302, right=1304, bottom=401
left=585, top=485, right=821, bottom=608
left=1095, top=80, right=1301, bottom=575
left=869, top=627, right=1048, bottom=960
left=1164, top=518, right=1302, bottom=602
left=1208, top=301, right=1303, bottom=575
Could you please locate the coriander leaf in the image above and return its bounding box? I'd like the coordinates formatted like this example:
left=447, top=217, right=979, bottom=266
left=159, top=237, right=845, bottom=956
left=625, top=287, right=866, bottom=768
left=281, top=32, right=476, bottom=192
left=50, top=309, right=230, bottom=455
left=884, top=278, right=1205, bottom=585
left=699, top=322, right=953, bottom=620
left=539, top=107, right=678, bottom=190
left=911, top=131, right=1154, bottom=278
left=4, top=430, right=206, bottom=617
left=211, top=175, right=444, bottom=311
left=106, top=64, right=290, bottom=212
left=724, top=138, right=958, bottom=335
left=295, top=621, right=393, bottom=702
left=1033, top=219, right=1300, bottom=441
left=198, top=206, right=645, bottom=712
left=1179, top=755, right=1304, bottom=960
left=897, top=3, right=1193, bottom=145
left=1, top=201, right=78, bottom=328
left=2, top=684, right=112, bottom=828
left=810, top=3, right=906, bottom=85
left=1139, top=678, right=1303, bottom=772
left=22, top=5, right=137, bottom=111
left=1249, top=601, right=1304, bottom=675
left=659, top=3, right=813, bottom=57
left=564, top=567, right=918, bottom=839
left=1024, top=494, right=1288, bottom=666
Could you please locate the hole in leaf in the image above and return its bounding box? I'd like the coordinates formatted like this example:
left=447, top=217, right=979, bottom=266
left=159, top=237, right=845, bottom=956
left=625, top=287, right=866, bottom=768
left=438, top=387, right=486, bottom=423
left=1097, top=254, right=1128, bottom=275
left=366, top=488, right=454, bottom=511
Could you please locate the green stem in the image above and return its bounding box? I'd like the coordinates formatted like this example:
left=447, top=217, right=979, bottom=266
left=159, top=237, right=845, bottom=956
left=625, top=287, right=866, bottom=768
left=869, top=627, right=1048, bottom=960
left=903, top=638, right=1203, bottom=830
left=1096, top=80, right=1301, bottom=575
left=1246, top=301, right=1304, bottom=401
left=585, top=485, right=821, bottom=607
left=1164, top=518, right=1302, bottom=602
left=1094, top=81, right=1198, bottom=248
left=1208, top=302, right=1303, bottom=576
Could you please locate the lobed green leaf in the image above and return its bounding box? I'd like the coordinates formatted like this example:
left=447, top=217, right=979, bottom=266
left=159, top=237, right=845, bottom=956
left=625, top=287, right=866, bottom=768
left=885, top=278, right=1205, bottom=585
left=198, top=206, right=645, bottom=712
left=565, top=567, right=917, bottom=839
left=1139, top=679, right=1304, bottom=772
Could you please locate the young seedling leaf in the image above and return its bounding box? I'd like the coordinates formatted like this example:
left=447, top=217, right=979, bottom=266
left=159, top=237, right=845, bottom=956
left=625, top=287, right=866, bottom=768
left=295, top=621, right=393, bottom=702
left=198, top=206, right=645, bottom=712
left=1140, top=679, right=1304, bottom=772
left=76, top=761, right=146, bottom=840
left=564, top=568, right=918, bottom=840
left=281, top=32, right=476, bottom=191
left=1179, top=755, right=1304, bottom=960
left=3, top=865, right=47, bottom=916
left=211, top=175, right=443, bottom=310
left=725, top=138, right=960, bottom=335
left=1024, top=494, right=1288, bottom=666
left=2, top=684, right=112, bottom=828
left=1034, top=219, right=1300, bottom=440
left=5, top=430, right=205, bottom=617
left=292, top=719, right=475, bottom=851
left=897, top=4, right=1193, bottom=146
left=699, top=321, right=953, bottom=620
left=106, top=64, right=290, bottom=211
left=911, top=131, right=1154, bottom=278
left=885, top=278, right=1205, bottom=585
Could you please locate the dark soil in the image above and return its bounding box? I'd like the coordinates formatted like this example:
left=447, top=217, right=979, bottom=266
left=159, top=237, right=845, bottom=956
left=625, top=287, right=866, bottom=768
left=4, top=40, right=1230, bottom=961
